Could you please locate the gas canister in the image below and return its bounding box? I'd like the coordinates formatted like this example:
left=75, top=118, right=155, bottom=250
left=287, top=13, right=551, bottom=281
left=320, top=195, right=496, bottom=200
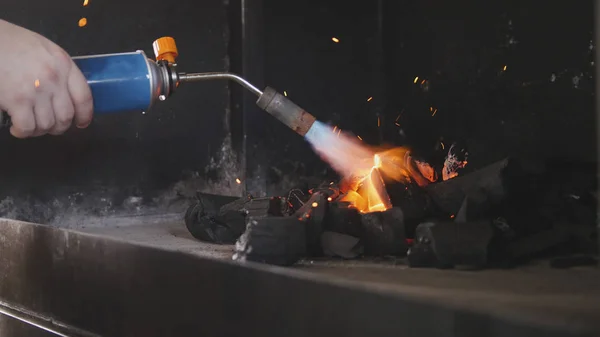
left=72, top=36, right=180, bottom=114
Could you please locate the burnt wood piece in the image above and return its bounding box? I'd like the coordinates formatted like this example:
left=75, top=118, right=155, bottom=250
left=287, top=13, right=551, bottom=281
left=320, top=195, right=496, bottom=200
left=424, top=158, right=508, bottom=215
left=294, top=192, right=329, bottom=256
left=408, top=220, right=494, bottom=270
left=360, top=207, right=407, bottom=256
left=234, top=216, right=306, bottom=266
left=184, top=193, right=247, bottom=244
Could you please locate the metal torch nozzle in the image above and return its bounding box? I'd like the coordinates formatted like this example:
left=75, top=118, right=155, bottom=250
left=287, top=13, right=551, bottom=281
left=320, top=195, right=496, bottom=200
left=255, top=87, right=316, bottom=137
left=178, top=74, right=316, bottom=136
left=178, top=72, right=263, bottom=97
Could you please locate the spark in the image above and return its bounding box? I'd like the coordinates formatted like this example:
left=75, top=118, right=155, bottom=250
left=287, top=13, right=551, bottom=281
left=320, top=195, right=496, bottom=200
left=450, top=214, right=455, bottom=219
left=395, top=110, right=404, bottom=122
left=83, top=0, right=89, bottom=5
left=431, top=108, right=438, bottom=117
left=327, top=197, right=333, bottom=202
left=357, top=135, right=363, bottom=140
left=235, top=178, right=241, bottom=184
left=34, top=79, right=40, bottom=88
left=420, top=79, right=426, bottom=85
left=337, top=128, right=342, bottom=137
left=330, top=182, right=334, bottom=185
left=367, top=96, right=373, bottom=102
left=332, top=37, right=340, bottom=43
left=503, top=65, right=507, bottom=71
left=394, top=122, right=400, bottom=127
left=377, top=116, right=380, bottom=127
left=283, top=91, right=288, bottom=96
left=413, top=76, right=419, bottom=84
left=78, top=18, right=87, bottom=27
left=332, top=126, right=338, bottom=133
left=440, top=142, right=445, bottom=150
left=312, top=202, right=318, bottom=207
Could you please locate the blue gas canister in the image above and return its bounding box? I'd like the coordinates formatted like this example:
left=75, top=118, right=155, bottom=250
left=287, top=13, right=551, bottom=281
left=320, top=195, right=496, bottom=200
left=73, top=51, right=164, bottom=113
left=74, top=36, right=179, bottom=114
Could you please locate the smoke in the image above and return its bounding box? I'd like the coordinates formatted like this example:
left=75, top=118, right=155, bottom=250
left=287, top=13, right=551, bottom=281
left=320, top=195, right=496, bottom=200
left=304, top=121, right=374, bottom=179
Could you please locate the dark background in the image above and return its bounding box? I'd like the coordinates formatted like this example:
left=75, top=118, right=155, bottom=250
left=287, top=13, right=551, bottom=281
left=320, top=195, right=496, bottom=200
left=0, top=0, right=595, bottom=225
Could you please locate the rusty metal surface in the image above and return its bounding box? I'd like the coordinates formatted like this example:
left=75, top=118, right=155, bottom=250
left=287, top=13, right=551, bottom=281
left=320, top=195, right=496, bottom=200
left=0, top=218, right=598, bottom=337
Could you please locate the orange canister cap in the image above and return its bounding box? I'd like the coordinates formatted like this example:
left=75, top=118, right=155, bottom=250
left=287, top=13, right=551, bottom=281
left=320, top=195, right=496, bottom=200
left=153, top=37, right=178, bottom=63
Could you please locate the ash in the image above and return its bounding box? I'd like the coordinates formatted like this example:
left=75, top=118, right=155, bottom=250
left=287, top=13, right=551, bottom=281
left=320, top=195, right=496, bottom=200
left=0, top=136, right=243, bottom=229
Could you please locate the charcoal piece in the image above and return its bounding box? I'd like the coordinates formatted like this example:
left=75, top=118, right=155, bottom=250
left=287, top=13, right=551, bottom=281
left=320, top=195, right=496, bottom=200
left=323, top=202, right=364, bottom=238
left=550, top=255, right=598, bottom=269
left=233, top=216, right=306, bottom=266
left=360, top=207, right=407, bottom=256
left=184, top=194, right=247, bottom=244
left=385, top=182, right=434, bottom=238
left=320, top=231, right=363, bottom=259
left=425, top=158, right=508, bottom=214
left=244, top=197, right=286, bottom=217
left=310, top=182, right=341, bottom=200
left=407, top=241, right=439, bottom=268
left=504, top=224, right=597, bottom=260
left=409, top=220, right=494, bottom=269
left=286, top=189, right=309, bottom=211
left=294, top=192, right=329, bottom=256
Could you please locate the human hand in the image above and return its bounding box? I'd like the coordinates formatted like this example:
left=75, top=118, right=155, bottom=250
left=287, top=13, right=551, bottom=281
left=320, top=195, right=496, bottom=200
left=0, top=20, right=93, bottom=138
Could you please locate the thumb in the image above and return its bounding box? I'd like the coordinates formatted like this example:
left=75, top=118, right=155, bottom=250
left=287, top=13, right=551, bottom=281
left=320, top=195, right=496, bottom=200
left=67, top=62, right=94, bottom=128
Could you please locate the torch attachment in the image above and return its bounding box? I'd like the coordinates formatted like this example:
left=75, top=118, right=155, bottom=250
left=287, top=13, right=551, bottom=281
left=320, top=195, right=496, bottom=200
left=256, top=87, right=316, bottom=137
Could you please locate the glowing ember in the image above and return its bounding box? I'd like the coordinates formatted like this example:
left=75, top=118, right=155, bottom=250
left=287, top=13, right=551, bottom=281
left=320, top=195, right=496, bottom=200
left=442, top=143, right=468, bottom=181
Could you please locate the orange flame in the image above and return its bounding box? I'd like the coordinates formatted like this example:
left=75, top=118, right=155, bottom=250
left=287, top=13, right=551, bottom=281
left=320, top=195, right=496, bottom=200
left=306, top=122, right=466, bottom=214
left=339, top=154, right=393, bottom=213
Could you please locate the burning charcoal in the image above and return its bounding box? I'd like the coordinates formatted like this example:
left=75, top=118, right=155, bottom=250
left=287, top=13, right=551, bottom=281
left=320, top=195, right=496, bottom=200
left=310, top=181, right=341, bottom=200
left=320, top=231, right=363, bottom=259
left=286, top=189, right=309, bottom=212
left=184, top=194, right=247, bottom=244
left=360, top=207, right=407, bottom=256
left=425, top=158, right=508, bottom=215
left=294, top=192, right=329, bottom=256
left=233, top=216, right=306, bottom=266
left=408, top=220, right=494, bottom=270
left=442, top=142, right=468, bottom=181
